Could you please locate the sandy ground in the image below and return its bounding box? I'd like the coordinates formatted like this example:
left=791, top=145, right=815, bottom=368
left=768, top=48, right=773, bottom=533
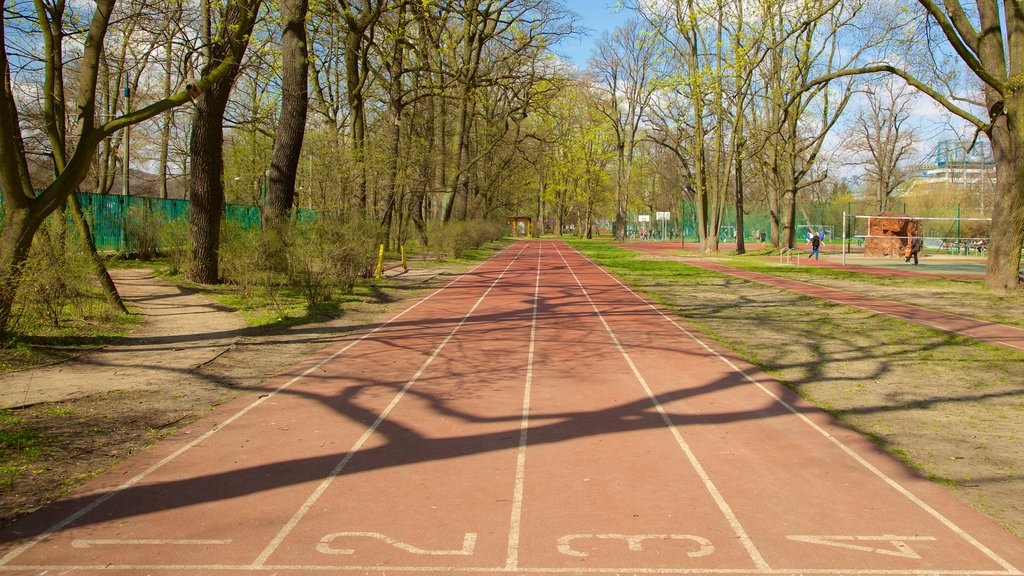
left=0, top=269, right=245, bottom=408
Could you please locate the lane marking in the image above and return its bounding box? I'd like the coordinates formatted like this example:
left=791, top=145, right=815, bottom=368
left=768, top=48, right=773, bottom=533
left=2, top=563, right=1018, bottom=574
left=553, top=245, right=770, bottom=572
left=71, top=539, right=232, bottom=548
left=505, top=241, right=543, bottom=570
left=568, top=244, right=1023, bottom=575
left=0, top=244, right=520, bottom=568
left=787, top=535, right=937, bottom=559
left=557, top=534, right=714, bottom=559
left=251, top=244, right=531, bottom=568
left=317, top=532, right=477, bottom=556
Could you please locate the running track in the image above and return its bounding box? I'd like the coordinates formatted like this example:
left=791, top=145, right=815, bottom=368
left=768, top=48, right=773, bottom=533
left=1, top=240, right=1021, bottom=575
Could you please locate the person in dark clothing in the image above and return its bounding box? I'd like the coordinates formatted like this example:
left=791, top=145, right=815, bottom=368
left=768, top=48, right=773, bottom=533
left=904, top=236, right=923, bottom=265
left=808, top=232, right=821, bottom=260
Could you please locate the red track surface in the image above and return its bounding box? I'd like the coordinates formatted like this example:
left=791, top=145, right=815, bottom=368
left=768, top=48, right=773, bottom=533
left=1, top=240, right=1021, bottom=575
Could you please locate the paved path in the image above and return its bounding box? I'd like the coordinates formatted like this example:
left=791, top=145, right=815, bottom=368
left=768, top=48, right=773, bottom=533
left=0, top=268, right=244, bottom=408
left=0, top=241, right=1021, bottom=575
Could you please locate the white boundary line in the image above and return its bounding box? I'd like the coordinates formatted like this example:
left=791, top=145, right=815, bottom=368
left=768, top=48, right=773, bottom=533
left=567, top=244, right=1022, bottom=575
left=0, top=564, right=1017, bottom=575
left=251, top=243, right=530, bottom=568
left=552, top=244, right=771, bottom=572
left=505, top=241, right=542, bottom=570
left=0, top=243, right=520, bottom=568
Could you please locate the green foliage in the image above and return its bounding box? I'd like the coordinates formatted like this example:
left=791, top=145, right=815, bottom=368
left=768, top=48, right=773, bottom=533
left=219, top=215, right=377, bottom=311
left=158, top=216, right=191, bottom=275
left=286, top=216, right=377, bottom=305
left=13, top=221, right=95, bottom=331
left=424, top=220, right=506, bottom=260
left=124, top=202, right=163, bottom=260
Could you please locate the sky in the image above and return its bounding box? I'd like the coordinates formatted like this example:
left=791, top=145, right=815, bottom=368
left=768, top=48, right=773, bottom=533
left=552, top=0, right=975, bottom=171
left=555, top=0, right=631, bottom=66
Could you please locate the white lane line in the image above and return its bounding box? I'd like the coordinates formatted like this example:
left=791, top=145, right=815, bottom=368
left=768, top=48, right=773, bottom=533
left=505, top=241, right=543, bottom=570
left=569, top=245, right=1022, bottom=575
left=552, top=244, right=771, bottom=572
left=0, top=243, right=519, bottom=568
left=251, top=244, right=531, bottom=568
left=2, top=564, right=1019, bottom=574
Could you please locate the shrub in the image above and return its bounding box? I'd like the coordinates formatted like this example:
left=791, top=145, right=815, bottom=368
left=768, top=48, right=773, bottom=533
left=123, top=202, right=162, bottom=260
left=287, top=216, right=376, bottom=306
left=218, top=221, right=277, bottom=298
left=13, top=221, right=94, bottom=330
left=425, top=219, right=506, bottom=260
left=158, top=216, right=190, bottom=275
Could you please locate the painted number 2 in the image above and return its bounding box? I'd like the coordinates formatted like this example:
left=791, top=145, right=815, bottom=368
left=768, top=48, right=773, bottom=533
left=317, top=532, right=477, bottom=556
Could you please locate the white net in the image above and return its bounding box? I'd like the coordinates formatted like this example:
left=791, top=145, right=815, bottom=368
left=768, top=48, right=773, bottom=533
left=848, top=215, right=991, bottom=255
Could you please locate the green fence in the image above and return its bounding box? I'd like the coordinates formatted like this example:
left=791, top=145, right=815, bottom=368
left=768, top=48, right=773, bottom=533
left=2, top=192, right=316, bottom=252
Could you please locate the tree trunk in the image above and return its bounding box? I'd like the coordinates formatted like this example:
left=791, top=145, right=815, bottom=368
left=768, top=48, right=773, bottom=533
left=986, top=104, right=1024, bottom=290
left=69, top=195, right=127, bottom=313
left=186, top=0, right=262, bottom=284
left=187, top=87, right=229, bottom=283
left=266, top=0, right=309, bottom=225
left=0, top=208, right=42, bottom=332
left=345, top=29, right=368, bottom=213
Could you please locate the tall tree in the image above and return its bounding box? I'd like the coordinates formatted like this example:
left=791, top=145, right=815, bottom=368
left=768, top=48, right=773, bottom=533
left=186, top=0, right=264, bottom=283
left=809, top=0, right=1023, bottom=289
left=265, top=0, right=310, bottom=225
left=845, top=82, right=916, bottom=213
left=0, top=0, right=248, bottom=332
left=590, top=20, right=657, bottom=241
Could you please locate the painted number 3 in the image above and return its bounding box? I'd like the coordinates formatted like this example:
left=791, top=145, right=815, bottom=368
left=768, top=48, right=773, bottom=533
left=557, top=534, right=715, bottom=558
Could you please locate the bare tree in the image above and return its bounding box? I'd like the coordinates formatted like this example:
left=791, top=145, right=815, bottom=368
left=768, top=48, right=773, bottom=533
left=590, top=20, right=657, bottom=241
left=808, top=0, right=1023, bottom=289
left=845, top=82, right=917, bottom=213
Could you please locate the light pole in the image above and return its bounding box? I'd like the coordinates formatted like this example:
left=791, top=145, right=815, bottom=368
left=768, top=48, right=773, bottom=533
left=120, top=83, right=130, bottom=252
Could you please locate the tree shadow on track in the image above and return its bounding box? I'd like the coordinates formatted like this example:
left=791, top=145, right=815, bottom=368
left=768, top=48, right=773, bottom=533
left=6, top=272, right=1020, bottom=544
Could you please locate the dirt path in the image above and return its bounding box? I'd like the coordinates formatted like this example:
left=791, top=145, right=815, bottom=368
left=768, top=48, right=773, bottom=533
left=2, top=240, right=1020, bottom=575
left=0, top=269, right=245, bottom=408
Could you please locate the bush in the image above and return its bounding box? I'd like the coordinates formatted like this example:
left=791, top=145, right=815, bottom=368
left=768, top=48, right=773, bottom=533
left=218, top=215, right=377, bottom=309
left=123, top=203, right=162, bottom=260
left=425, top=220, right=506, bottom=260
left=158, top=216, right=190, bottom=275
left=218, top=221, right=278, bottom=299
left=13, top=221, right=95, bottom=331
left=287, top=216, right=377, bottom=305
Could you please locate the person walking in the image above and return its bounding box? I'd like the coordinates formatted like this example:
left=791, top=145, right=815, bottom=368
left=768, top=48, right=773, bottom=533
left=904, top=236, right=923, bottom=265
left=808, top=232, right=821, bottom=260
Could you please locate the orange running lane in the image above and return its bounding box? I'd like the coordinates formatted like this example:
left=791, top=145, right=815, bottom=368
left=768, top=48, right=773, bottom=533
left=0, top=240, right=1021, bottom=576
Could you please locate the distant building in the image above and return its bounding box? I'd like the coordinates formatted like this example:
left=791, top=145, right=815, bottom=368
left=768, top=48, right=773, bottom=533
left=913, top=139, right=995, bottom=186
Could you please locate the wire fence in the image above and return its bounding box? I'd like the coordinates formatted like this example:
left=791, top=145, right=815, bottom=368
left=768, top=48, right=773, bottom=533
left=1, top=192, right=316, bottom=252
